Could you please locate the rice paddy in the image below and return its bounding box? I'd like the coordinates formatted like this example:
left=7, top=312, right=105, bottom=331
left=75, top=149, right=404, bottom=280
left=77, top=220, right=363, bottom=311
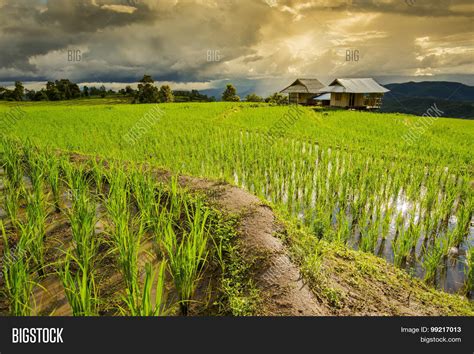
left=0, top=101, right=473, bottom=315
left=0, top=137, right=247, bottom=315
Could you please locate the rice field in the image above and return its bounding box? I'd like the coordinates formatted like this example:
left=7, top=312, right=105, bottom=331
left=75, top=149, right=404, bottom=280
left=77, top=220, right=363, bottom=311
left=0, top=139, right=245, bottom=316
left=1, top=101, right=473, bottom=304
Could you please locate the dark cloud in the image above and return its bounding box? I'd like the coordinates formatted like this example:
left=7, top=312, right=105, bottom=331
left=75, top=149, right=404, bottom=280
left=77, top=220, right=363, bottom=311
left=0, top=0, right=472, bottom=86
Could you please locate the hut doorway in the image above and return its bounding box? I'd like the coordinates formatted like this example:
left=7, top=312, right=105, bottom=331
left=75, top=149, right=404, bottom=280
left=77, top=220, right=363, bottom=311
left=349, top=93, right=355, bottom=107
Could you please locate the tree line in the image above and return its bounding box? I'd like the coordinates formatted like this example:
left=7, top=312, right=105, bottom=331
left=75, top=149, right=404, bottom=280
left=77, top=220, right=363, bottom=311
left=0, top=80, right=121, bottom=102
left=0, top=76, right=288, bottom=105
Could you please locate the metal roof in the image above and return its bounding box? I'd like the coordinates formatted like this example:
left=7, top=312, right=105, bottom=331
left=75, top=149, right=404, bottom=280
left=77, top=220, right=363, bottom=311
left=313, top=93, right=331, bottom=100
left=318, top=78, right=389, bottom=93
left=280, top=78, right=324, bottom=94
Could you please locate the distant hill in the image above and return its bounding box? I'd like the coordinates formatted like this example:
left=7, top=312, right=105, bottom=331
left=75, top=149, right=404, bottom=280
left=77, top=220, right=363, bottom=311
left=381, top=81, right=474, bottom=119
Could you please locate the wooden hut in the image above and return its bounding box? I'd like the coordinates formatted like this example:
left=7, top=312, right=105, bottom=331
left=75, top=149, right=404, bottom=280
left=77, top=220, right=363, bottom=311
left=280, top=78, right=325, bottom=105
left=317, top=78, right=389, bottom=109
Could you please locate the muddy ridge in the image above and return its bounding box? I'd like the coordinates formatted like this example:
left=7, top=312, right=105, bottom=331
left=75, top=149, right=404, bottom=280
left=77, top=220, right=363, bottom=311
left=181, top=176, right=327, bottom=316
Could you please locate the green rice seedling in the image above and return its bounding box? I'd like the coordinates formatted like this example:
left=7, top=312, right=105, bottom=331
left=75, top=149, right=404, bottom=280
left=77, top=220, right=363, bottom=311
left=151, top=199, right=168, bottom=251
left=1, top=221, right=34, bottom=316
left=27, top=157, right=44, bottom=197
left=311, top=205, right=330, bottom=239
left=45, top=156, right=62, bottom=212
left=22, top=190, right=47, bottom=276
left=130, top=168, right=156, bottom=230
left=466, top=246, right=473, bottom=296
left=422, top=239, right=444, bottom=284
left=393, top=211, right=404, bottom=242
left=162, top=199, right=210, bottom=315
left=440, top=230, right=457, bottom=257
left=334, top=209, right=350, bottom=245
left=3, top=179, right=22, bottom=230
left=105, top=165, right=129, bottom=221
left=167, top=176, right=185, bottom=221
left=359, top=220, right=380, bottom=254
left=106, top=170, right=144, bottom=299
left=88, top=158, right=107, bottom=198
left=57, top=250, right=98, bottom=316
left=115, top=216, right=144, bottom=300
left=122, top=261, right=167, bottom=316
left=66, top=169, right=99, bottom=273
left=453, top=199, right=473, bottom=246
left=381, top=205, right=393, bottom=240
left=392, top=227, right=412, bottom=268
left=0, top=137, right=23, bottom=189
left=2, top=102, right=473, bottom=294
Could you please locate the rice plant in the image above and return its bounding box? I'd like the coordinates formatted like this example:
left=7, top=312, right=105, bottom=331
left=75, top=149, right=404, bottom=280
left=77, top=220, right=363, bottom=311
left=122, top=261, right=167, bottom=316
left=57, top=250, right=98, bottom=316
left=130, top=168, right=156, bottom=230
left=453, top=198, right=473, bottom=246
left=0, top=137, right=23, bottom=189
left=466, top=246, right=473, bottom=296
left=359, top=220, right=380, bottom=254
left=88, top=158, right=107, bottom=198
left=106, top=169, right=144, bottom=301
left=45, top=155, right=62, bottom=212
left=422, top=239, right=444, bottom=284
left=392, top=227, right=411, bottom=268
left=162, top=199, right=209, bottom=315
left=66, top=167, right=99, bottom=273
left=22, top=190, right=47, bottom=276
left=3, top=178, right=22, bottom=230
left=1, top=220, right=34, bottom=316
left=2, top=103, right=474, bottom=297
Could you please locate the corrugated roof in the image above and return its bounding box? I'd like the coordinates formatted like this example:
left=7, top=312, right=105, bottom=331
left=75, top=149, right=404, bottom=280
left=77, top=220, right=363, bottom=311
left=313, top=93, right=331, bottom=100
left=281, top=78, right=324, bottom=94
left=317, top=85, right=345, bottom=93
left=319, top=78, right=389, bottom=93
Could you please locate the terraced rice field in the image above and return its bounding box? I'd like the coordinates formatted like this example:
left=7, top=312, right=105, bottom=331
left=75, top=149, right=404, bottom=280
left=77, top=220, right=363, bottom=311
left=0, top=101, right=473, bottom=316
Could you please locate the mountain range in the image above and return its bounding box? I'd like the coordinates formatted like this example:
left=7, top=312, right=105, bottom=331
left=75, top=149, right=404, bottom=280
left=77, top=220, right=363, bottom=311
left=380, top=81, right=474, bottom=119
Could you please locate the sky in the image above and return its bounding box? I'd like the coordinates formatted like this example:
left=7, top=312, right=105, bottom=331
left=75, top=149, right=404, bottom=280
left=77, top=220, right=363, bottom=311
left=0, top=0, right=473, bottom=96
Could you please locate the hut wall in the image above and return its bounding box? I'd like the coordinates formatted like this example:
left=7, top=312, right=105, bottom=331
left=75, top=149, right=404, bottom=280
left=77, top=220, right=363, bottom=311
left=330, top=93, right=350, bottom=107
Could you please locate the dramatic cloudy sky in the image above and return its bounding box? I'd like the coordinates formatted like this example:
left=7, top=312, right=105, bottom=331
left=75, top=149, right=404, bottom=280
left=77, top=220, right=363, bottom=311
left=0, top=0, right=473, bottom=94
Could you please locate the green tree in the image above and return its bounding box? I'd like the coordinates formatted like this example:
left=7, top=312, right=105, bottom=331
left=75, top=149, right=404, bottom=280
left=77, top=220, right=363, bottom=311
left=245, top=93, right=263, bottom=102
left=45, top=81, right=62, bottom=101
left=135, top=75, right=159, bottom=103
left=83, top=86, right=89, bottom=97
left=158, top=85, right=174, bottom=103
left=33, top=89, right=48, bottom=101
left=25, top=89, right=36, bottom=101
left=125, top=85, right=135, bottom=96
left=11, top=81, right=24, bottom=101
left=222, top=84, right=240, bottom=102
left=99, top=85, right=107, bottom=98
left=265, top=92, right=288, bottom=105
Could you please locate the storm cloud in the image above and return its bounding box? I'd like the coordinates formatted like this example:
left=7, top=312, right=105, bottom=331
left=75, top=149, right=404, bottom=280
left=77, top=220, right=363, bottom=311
left=0, top=0, right=472, bottom=89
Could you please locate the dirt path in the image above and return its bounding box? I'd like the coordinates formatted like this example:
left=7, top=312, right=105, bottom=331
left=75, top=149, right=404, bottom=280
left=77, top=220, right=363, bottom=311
left=181, top=176, right=327, bottom=316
